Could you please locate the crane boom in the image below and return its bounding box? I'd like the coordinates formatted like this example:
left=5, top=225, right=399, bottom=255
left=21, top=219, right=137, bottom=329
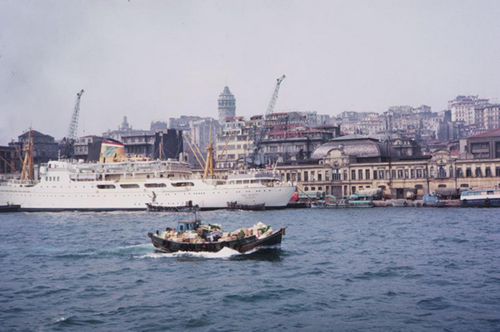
left=247, top=75, right=286, bottom=167
left=67, top=89, right=85, bottom=140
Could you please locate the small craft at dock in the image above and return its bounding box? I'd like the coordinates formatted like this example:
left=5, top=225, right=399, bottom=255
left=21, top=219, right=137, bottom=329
left=148, top=217, right=284, bottom=253
left=0, top=203, right=21, bottom=213
left=146, top=200, right=200, bottom=212
left=311, top=194, right=373, bottom=208
left=227, top=201, right=265, bottom=211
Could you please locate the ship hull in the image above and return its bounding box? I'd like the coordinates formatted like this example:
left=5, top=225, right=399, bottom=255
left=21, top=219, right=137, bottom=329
left=0, top=181, right=295, bottom=211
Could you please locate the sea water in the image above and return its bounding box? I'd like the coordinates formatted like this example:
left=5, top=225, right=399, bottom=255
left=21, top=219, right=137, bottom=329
left=1, top=208, right=499, bottom=331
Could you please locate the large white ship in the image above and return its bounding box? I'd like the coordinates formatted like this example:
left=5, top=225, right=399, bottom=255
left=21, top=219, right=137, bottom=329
left=0, top=140, right=295, bottom=211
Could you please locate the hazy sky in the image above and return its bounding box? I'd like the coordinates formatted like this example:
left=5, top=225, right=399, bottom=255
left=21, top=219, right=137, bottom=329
left=1, top=0, right=499, bottom=144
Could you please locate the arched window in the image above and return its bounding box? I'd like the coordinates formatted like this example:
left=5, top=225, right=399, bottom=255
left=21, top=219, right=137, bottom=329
left=449, top=166, right=454, bottom=178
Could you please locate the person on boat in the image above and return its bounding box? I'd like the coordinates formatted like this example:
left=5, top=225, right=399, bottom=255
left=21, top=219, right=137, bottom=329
left=149, top=191, right=157, bottom=203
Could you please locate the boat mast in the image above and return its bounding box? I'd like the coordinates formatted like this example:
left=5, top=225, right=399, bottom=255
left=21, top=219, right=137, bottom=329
left=20, top=130, right=34, bottom=181
left=203, top=119, right=215, bottom=178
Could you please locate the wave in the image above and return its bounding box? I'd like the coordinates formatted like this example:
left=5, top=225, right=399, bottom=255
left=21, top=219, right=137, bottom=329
left=135, top=246, right=241, bottom=260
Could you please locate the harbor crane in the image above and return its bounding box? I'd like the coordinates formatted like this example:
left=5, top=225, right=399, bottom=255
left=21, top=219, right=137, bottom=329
left=60, top=89, right=84, bottom=159
left=246, top=75, right=286, bottom=167
left=67, top=89, right=85, bottom=140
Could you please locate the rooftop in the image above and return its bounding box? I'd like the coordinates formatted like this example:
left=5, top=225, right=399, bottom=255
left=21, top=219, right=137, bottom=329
left=469, top=127, right=500, bottom=138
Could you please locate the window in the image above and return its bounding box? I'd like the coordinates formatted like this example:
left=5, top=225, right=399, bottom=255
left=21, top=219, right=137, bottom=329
left=496, top=167, right=500, bottom=177
left=304, top=171, right=308, bottom=182
left=466, top=168, right=472, bottom=177
left=398, top=170, right=403, bottom=179
left=417, top=169, right=422, bottom=178
left=318, top=172, right=322, bottom=181
left=449, top=166, right=453, bottom=178
left=437, top=166, right=446, bottom=178
left=351, top=186, right=356, bottom=194
left=456, top=167, right=463, bottom=177
left=411, top=169, right=415, bottom=179
left=351, top=170, right=356, bottom=180
left=386, top=170, right=390, bottom=179
left=486, top=167, right=492, bottom=177
left=332, top=169, right=341, bottom=180
left=373, top=170, right=378, bottom=180
left=147, top=183, right=168, bottom=188
left=365, top=169, right=370, bottom=180
left=438, top=184, right=447, bottom=188
left=325, top=171, right=330, bottom=181
left=404, top=169, right=409, bottom=179
left=358, top=169, right=363, bottom=180
left=343, top=170, right=348, bottom=180
left=392, top=170, right=396, bottom=179
left=120, top=184, right=140, bottom=189
left=286, top=173, right=291, bottom=181
left=430, top=167, right=434, bottom=178
left=297, top=173, right=302, bottom=182
left=475, top=167, right=482, bottom=177
left=379, top=170, right=384, bottom=179
left=97, top=184, right=116, bottom=189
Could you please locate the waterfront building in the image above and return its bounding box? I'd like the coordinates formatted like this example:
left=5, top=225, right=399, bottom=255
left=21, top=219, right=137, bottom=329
left=74, top=135, right=101, bottom=161
left=121, top=129, right=183, bottom=160
left=276, top=133, right=500, bottom=199
left=218, top=86, right=236, bottom=124
left=0, top=145, right=21, bottom=176
left=9, top=130, right=58, bottom=166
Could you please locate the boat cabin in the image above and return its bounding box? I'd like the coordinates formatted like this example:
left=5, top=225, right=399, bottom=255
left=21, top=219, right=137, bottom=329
left=177, top=219, right=201, bottom=232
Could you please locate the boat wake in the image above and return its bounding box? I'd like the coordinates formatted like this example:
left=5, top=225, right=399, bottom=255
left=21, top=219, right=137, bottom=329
left=137, top=246, right=243, bottom=260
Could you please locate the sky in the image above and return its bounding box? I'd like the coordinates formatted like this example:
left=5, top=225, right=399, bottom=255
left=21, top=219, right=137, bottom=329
left=1, top=0, right=499, bottom=144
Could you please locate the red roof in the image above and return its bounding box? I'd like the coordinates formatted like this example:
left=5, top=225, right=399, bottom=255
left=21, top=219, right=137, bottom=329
left=469, top=127, right=500, bottom=138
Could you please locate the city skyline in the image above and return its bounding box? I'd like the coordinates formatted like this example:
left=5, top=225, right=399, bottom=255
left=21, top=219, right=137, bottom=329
left=1, top=0, right=499, bottom=143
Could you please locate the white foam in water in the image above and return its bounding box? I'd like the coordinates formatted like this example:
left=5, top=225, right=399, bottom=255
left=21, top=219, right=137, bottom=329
left=137, top=246, right=241, bottom=259
left=55, top=317, right=67, bottom=323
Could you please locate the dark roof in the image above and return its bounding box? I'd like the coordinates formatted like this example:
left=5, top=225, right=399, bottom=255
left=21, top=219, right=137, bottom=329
left=468, top=127, right=500, bottom=138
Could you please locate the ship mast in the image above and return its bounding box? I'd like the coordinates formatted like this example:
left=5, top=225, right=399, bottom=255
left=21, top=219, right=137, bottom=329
left=20, top=130, right=34, bottom=181
left=203, top=120, right=215, bottom=178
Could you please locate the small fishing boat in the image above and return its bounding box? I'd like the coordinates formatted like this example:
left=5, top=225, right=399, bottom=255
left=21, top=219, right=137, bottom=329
left=422, top=193, right=445, bottom=207
left=391, top=199, right=409, bottom=207
left=461, top=189, right=500, bottom=207
left=227, top=201, right=265, bottom=211
left=311, top=194, right=373, bottom=208
left=0, top=203, right=21, bottom=213
left=148, top=217, right=284, bottom=253
left=146, top=201, right=200, bottom=212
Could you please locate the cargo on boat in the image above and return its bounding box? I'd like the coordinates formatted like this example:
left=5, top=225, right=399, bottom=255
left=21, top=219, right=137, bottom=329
left=148, top=217, right=284, bottom=253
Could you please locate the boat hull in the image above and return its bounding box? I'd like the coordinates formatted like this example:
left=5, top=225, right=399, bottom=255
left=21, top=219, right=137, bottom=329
left=148, top=228, right=285, bottom=253
left=461, top=198, right=500, bottom=207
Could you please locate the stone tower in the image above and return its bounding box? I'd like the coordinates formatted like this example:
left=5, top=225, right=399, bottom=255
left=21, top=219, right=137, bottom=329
left=218, top=86, right=236, bottom=124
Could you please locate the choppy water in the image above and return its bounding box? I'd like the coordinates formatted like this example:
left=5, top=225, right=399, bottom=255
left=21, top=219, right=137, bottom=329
left=1, top=208, right=499, bottom=331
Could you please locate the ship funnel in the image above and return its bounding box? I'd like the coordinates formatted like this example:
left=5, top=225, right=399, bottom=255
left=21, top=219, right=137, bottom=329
left=99, top=139, right=126, bottom=163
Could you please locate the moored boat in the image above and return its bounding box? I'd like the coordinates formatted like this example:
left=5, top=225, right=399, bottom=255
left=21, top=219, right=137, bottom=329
left=148, top=218, right=284, bottom=253
left=422, top=192, right=445, bottom=207
left=146, top=201, right=200, bottom=212
left=227, top=201, right=266, bottom=211
left=0, top=203, right=21, bottom=213
left=461, top=189, right=500, bottom=207
left=311, top=194, right=373, bottom=208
